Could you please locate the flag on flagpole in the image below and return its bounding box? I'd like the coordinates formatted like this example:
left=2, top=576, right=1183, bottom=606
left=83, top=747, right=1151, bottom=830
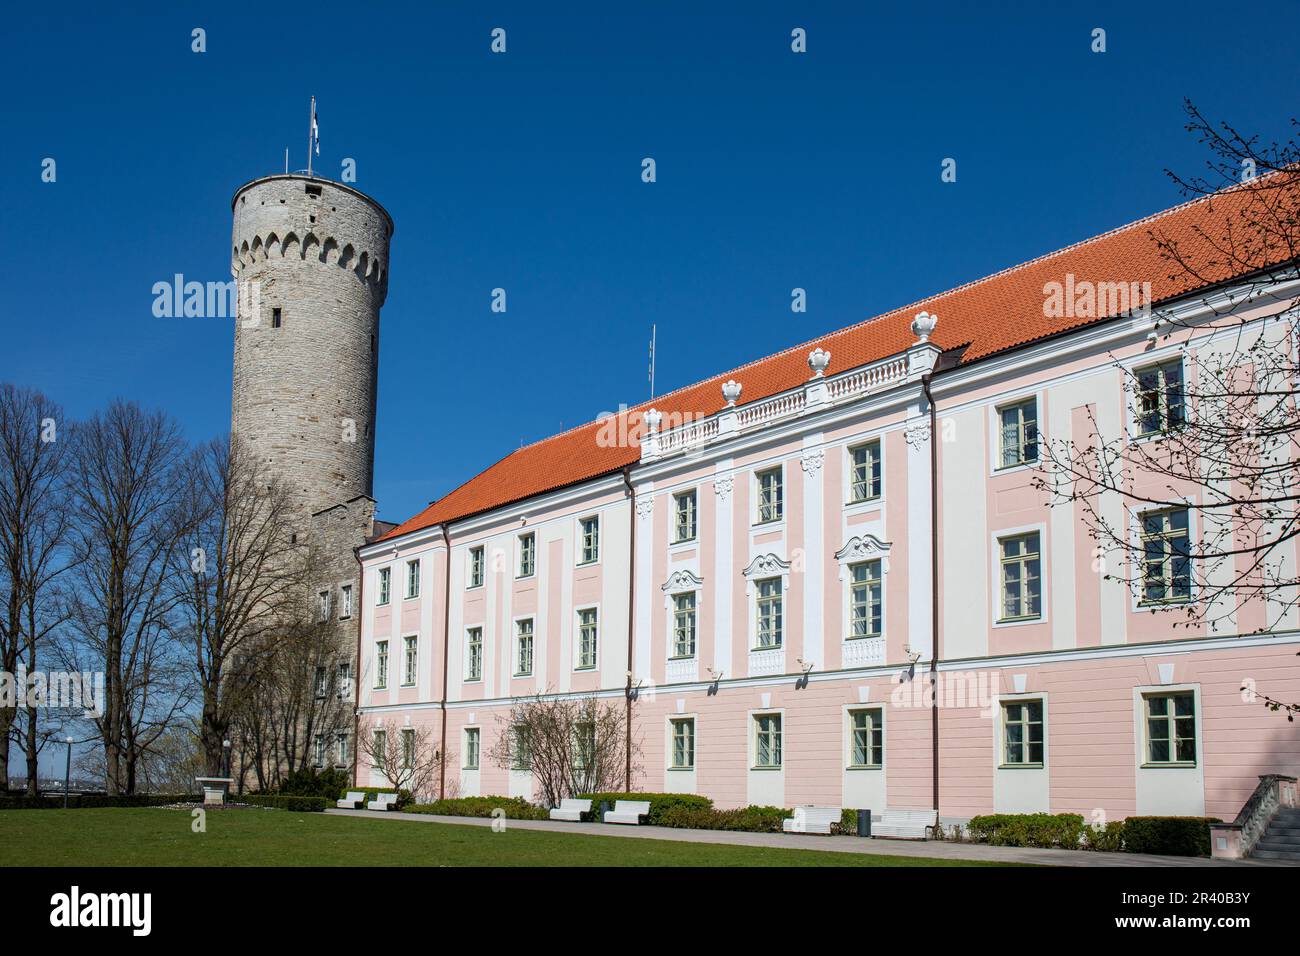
left=312, top=101, right=320, bottom=156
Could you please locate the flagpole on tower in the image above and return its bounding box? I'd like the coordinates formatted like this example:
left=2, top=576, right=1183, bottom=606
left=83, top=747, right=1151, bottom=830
left=307, top=95, right=315, bottom=177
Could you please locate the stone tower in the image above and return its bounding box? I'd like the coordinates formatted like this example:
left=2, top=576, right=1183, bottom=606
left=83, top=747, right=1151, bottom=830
left=229, top=174, right=394, bottom=526
left=228, top=174, right=395, bottom=783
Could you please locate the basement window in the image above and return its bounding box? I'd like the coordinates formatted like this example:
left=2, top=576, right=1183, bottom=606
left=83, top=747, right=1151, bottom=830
left=272, top=308, right=282, bottom=329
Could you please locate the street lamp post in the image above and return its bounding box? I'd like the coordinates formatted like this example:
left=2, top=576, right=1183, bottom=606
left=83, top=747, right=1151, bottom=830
left=63, top=737, right=72, bottom=809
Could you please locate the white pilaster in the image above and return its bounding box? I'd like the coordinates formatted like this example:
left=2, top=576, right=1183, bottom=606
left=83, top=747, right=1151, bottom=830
left=633, top=482, right=655, bottom=681
left=713, top=460, right=734, bottom=681
left=905, top=406, right=934, bottom=660
left=801, top=438, right=825, bottom=669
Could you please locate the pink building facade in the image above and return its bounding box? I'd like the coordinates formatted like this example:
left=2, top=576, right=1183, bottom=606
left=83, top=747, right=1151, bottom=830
left=356, top=205, right=1300, bottom=824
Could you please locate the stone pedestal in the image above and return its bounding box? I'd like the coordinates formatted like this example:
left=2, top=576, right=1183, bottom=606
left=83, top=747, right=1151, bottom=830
left=195, top=777, right=234, bottom=806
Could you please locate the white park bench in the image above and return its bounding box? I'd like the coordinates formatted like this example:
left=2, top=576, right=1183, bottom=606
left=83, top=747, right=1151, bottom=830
left=366, top=792, right=399, bottom=811
left=604, top=800, right=652, bottom=825
left=871, top=809, right=938, bottom=839
left=336, top=791, right=366, bottom=810
left=782, top=806, right=842, bottom=835
left=549, top=798, right=592, bottom=822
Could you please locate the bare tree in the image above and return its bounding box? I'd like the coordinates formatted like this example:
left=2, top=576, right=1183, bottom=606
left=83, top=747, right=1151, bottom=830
left=487, top=691, right=638, bottom=808
left=227, top=572, right=353, bottom=792
left=357, top=717, right=449, bottom=800
left=0, top=384, right=73, bottom=793
left=170, top=438, right=305, bottom=777
left=1036, top=105, right=1300, bottom=635
left=62, top=400, right=191, bottom=793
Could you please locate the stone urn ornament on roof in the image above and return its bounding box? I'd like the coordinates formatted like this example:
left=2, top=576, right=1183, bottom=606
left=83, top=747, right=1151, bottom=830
left=721, top=380, right=742, bottom=407
left=911, top=310, right=938, bottom=343
left=807, top=348, right=831, bottom=378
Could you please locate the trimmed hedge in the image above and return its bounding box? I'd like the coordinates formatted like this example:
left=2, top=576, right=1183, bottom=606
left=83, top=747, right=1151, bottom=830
left=1122, top=816, right=1219, bottom=857
left=0, top=793, right=199, bottom=810
left=579, top=792, right=714, bottom=824
left=963, top=813, right=1219, bottom=856
left=658, top=803, right=792, bottom=833
left=277, top=767, right=350, bottom=799
left=967, top=813, right=1086, bottom=848
left=408, top=796, right=549, bottom=820
left=239, top=794, right=329, bottom=813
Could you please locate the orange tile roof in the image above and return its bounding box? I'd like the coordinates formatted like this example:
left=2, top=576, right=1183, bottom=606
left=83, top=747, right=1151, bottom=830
left=381, top=179, right=1297, bottom=542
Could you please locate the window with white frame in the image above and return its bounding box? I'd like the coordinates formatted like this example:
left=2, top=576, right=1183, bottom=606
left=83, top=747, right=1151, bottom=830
left=372, top=729, right=386, bottom=767
left=313, top=734, right=325, bottom=768
left=997, top=398, right=1039, bottom=468
left=848, top=708, right=883, bottom=768
left=340, top=584, right=353, bottom=619
left=515, top=618, right=534, bottom=676
left=755, top=578, right=783, bottom=649
left=579, top=516, right=600, bottom=564
left=849, top=440, right=882, bottom=503
left=849, top=560, right=883, bottom=639
left=337, top=662, right=352, bottom=699
left=401, top=636, right=418, bottom=686
left=674, top=490, right=697, bottom=542
left=469, top=546, right=485, bottom=588
left=755, top=467, right=783, bottom=524
left=466, top=627, right=483, bottom=681
left=318, top=589, right=331, bottom=622
left=377, top=567, right=391, bottom=606
left=1140, top=507, right=1191, bottom=604
left=576, top=608, right=598, bottom=670
left=463, top=728, right=480, bottom=770
left=1144, top=691, right=1196, bottom=765
left=511, top=725, right=531, bottom=770
left=313, top=666, right=327, bottom=699
left=998, top=532, right=1041, bottom=622
left=405, top=559, right=420, bottom=599
left=1001, top=699, right=1044, bottom=767
left=573, top=721, right=595, bottom=775
left=401, top=728, right=415, bottom=769
left=1135, top=358, right=1185, bottom=437
left=518, top=533, right=535, bottom=577
left=336, top=732, right=349, bottom=767
left=672, top=592, right=697, bottom=659
left=754, top=713, right=782, bottom=768
left=374, top=641, right=388, bottom=689
left=670, top=717, right=695, bottom=769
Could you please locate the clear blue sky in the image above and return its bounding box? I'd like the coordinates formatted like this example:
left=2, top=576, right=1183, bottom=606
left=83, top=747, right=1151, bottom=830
left=2, top=1, right=1297, bottom=528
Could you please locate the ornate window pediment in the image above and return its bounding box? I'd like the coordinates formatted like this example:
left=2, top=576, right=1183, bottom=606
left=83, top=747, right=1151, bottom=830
left=661, top=568, right=704, bottom=607
left=834, top=534, right=892, bottom=579
left=742, top=553, right=791, bottom=594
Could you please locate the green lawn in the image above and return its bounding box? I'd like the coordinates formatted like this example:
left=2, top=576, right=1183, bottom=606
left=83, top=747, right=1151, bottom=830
left=0, top=808, right=1016, bottom=867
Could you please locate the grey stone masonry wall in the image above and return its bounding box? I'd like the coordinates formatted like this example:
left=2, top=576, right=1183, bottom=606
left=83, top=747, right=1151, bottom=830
left=228, top=175, right=394, bottom=770
left=230, top=174, right=394, bottom=532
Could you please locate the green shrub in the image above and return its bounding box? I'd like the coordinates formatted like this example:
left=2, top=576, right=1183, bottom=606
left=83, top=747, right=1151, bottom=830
left=239, top=794, right=329, bottom=812
left=408, top=796, right=549, bottom=820
left=1122, top=816, right=1219, bottom=857
left=657, top=803, right=792, bottom=833
left=1082, top=820, right=1127, bottom=853
left=579, top=792, right=714, bottom=824
left=834, top=808, right=864, bottom=835
left=277, top=767, right=350, bottom=799
left=714, top=805, right=791, bottom=832
left=966, top=813, right=1086, bottom=848
left=0, top=793, right=199, bottom=810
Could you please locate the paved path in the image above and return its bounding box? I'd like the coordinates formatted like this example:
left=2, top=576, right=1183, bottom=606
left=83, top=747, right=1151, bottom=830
left=325, top=808, right=1274, bottom=867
